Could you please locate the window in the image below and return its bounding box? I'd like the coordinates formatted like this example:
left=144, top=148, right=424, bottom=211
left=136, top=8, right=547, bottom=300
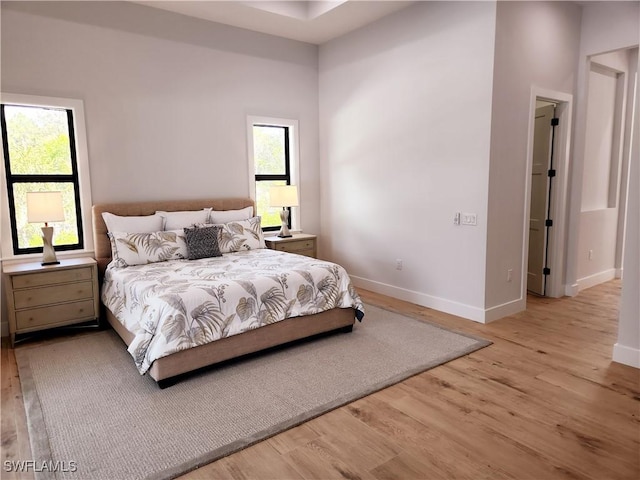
left=247, top=117, right=300, bottom=231
left=1, top=94, right=92, bottom=258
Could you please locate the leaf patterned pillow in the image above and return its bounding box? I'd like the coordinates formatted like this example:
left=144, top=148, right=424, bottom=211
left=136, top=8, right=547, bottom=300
left=109, top=230, right=188, bottom=267
left=216, top=216, right=266, bottom=253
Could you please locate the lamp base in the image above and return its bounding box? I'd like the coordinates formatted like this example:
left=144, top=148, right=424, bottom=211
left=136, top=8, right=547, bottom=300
left=277, top=208, right=292, bottom=238
left=41, top=226, right=59, bottom=266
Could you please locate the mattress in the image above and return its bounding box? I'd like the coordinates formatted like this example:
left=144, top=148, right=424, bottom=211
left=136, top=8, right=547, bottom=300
left=102, top=248, right=364, bottom=374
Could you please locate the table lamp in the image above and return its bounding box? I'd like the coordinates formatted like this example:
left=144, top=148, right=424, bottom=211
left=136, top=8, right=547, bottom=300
left=26, top=191, right=65, bottom=265
left=269, top=185, right=298, bottom=238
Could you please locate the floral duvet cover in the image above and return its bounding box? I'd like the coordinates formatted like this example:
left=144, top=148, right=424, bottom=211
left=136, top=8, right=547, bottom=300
left=102, top=248, right=364, bottom=374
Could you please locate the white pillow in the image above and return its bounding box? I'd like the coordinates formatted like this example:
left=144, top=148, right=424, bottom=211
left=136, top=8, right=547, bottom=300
left=109, top=230, right=188, bottom=266
left=209, top=206, right=253, bottom=224
left=102, top=212, right=163, bottom=233
left=156, top=208, right=212, bottom=230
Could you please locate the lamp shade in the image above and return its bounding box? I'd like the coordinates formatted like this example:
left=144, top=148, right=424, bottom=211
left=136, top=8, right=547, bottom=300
left=269, top=185, right=299, bottom=208
left=26, top=191, right=65, bottom=223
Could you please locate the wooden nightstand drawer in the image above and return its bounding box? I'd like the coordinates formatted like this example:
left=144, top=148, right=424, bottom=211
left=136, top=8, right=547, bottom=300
left=14, top=281, right=94, bottom=309
left=4, top=258, right=100, bottom=346
left=265, top=234, right=317, bottom=259
left=16, top=300, right=96, bottom=331
left=290, top=249, right=314, bottom=257
left=12, top=267, right=93, bottom=289
left=274, top=239, right=314, bottom=252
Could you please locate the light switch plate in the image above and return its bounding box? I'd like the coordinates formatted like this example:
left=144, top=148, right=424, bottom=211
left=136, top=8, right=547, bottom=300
left=461, top=213, right=477, bottom=226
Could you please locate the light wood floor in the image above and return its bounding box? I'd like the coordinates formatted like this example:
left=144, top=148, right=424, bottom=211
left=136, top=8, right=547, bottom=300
left=2, top=280, right=639, bottom=479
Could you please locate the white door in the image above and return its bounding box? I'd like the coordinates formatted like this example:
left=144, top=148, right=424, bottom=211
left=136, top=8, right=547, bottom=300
left=528, top=104, right=555, bottom=296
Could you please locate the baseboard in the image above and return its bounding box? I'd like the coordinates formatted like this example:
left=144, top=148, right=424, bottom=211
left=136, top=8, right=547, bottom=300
left=484, top=297, right=526, bottom=323
left=1, top=320, right=7, bottom=338
left=351, top=276, right=488, bottom=323
left=565, top=283, right=579, bottom=297
left=615, top=267, right=623, bottom=279
left=577, top=269, right=616, bottom=292
left=613, top=343, right=640, bottom=369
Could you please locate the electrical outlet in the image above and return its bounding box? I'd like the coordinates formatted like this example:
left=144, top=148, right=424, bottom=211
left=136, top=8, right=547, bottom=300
left=396, top=259, right=403, bottom=270
left=507, top=269, right=513, bottom=282
left=461, top=213, right=477, bottom=226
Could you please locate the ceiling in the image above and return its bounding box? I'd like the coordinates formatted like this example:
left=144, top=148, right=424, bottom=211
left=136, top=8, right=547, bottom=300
left=134, top=1, right=415, bottom=44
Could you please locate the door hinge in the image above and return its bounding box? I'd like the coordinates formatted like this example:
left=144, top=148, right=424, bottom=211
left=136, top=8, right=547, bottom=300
left=551, top=118, right=559, bottom=126
left=543, top=267, right=551, bottom=275
left=545, top=219, right=553, bottom=227
left=548, top=169, right=556, bottom=177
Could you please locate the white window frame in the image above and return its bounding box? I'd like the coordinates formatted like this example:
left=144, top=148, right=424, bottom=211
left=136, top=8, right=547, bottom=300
left=0, top=93, right=93, bottom=263
left=246, top=115, right=301, bottom=232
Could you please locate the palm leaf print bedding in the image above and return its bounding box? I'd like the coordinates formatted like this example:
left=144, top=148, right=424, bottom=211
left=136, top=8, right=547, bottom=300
left=102, top=248, right=364, bottom=374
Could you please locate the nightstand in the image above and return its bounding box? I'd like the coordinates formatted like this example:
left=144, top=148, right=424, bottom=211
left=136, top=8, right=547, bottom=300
left=4, top=257, right=100, bottom=346
left=265, top=233, right=317, bottom=258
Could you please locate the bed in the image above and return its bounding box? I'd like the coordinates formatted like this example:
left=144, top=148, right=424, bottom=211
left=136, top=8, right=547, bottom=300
left=92, top=198, right=364, bottom=387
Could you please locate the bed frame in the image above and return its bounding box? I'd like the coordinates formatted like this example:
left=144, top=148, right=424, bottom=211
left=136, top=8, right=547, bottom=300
left=92, top=198, right=356, bottom=387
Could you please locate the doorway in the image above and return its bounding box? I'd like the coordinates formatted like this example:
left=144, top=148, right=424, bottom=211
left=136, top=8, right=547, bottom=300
left=527, top=101, right=557, bottom=296
left=523, top=88, right=573, bottom=300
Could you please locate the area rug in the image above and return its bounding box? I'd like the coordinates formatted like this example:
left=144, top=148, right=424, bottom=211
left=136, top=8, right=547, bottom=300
left=15, top=304, right=490, bottom=480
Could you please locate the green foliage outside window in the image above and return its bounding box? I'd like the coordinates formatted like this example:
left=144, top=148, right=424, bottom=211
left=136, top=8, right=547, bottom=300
left=6, top=107, right=73, bottom=174
left=4, top=105, right=80, bottom=250
left=253, top=125, right=290, bottom=229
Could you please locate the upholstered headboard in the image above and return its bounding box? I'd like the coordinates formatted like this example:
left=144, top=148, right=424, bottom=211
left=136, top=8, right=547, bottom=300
left=92, top=198, right=255, bottom=277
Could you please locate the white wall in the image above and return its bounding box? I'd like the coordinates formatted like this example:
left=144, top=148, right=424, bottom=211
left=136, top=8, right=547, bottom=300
left=581, top=56, right=624, bottom=211
left=0, top=1, right=320, bottom=229
left=0, top=1, right=319, bottom=334
left=319, top=1, right=497, bottom=321
left=565, top=1, right=640, bottom=295
left=566, top=1, right=639, bottom=368
left=485, top=1, right=582, bottom=313
left=614, top=49, right=639, bottom=368
left=577, top=50, right=632, bottom=289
